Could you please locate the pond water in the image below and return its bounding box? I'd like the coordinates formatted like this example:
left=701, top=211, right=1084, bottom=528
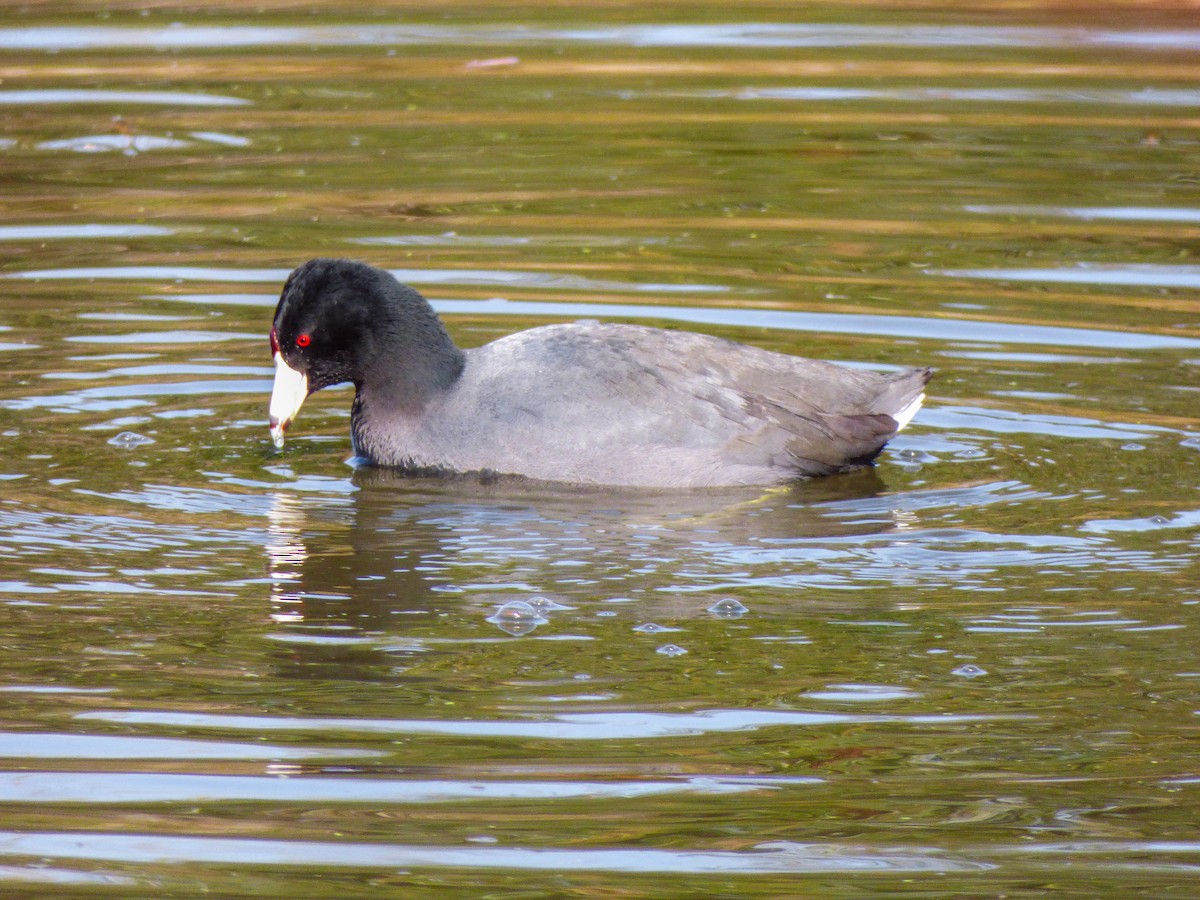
left=2, top=2, right=1200, bottom=895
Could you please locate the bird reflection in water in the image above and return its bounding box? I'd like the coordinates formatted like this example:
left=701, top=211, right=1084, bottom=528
left=267, top=491, right=308, bottom=624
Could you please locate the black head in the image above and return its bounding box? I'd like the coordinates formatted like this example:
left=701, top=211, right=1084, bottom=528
left=270, top=258, right=408, bottom=392
left=267, top=259, right=465, bottom=448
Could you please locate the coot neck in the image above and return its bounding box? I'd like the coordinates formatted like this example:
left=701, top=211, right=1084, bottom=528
left=357, top=283, right=466, bottom=417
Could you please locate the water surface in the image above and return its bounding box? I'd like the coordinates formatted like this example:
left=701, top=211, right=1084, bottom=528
left=1, top=2, right=1200, bottom=896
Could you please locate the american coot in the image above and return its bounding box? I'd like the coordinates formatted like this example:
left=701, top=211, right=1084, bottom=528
left=268, top=258, right=932, bottom=488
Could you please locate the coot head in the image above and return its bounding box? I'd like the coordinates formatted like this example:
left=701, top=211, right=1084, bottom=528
left=268, top=258, right=462, bottom=448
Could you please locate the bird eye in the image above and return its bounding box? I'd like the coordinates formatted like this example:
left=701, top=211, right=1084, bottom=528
left=296, top=333, right=312, bottom=348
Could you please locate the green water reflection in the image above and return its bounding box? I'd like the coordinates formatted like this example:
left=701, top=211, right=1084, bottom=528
left=1, top=2, right=1199, bottom=895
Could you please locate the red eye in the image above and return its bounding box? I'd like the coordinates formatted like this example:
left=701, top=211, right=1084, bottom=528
left=296, top=333, right=311, bottom=348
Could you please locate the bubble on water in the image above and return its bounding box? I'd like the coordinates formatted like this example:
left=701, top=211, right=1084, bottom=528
left=1150, top=515, right=1171, bottom=526
left=107, top=431, right=155, bottom=449
left=527, top=595, right=574, bottom=613
left=951, top=664, right=988, bottom=678
left=633, top=622, right=679, bottom=634
left=895, top=447, right=937, bottom=466
left=707, top=598, right=749, bottom=619
left=573, top=673, right=592, bottom=681
left=485, top=600, right=547, bottom=637
left=656, top=643, right=688, bottom=657
left=955, top=448, right=987, bottom=459
left=1180, top=436, right=1200, bottom=450
left=1121, top=442, right=1146, bottom=451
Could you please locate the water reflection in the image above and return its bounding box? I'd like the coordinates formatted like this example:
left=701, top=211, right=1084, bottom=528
left=79, top=707, right=1010, bottom=739
left=3, top=265, right=727, bottom=294
left=935, top=264, right=1200, bottom=289
left=0, top=830, right=991, bottom=874
left=966, top=205, right=1200, bottom=223
left=147, top=289, right=1200, bottom=350
left=7, top=262, right=1195, bottom=352
left=0, top=89, right=248, bottom=107
left=266, top=491, right=308, bottom=624
left=37, top=134, right=193, bottom=154
left=0, top=224, right=175, bottom=240
left=353, top=231, right=659, bottom=248
left=1, top=23, right=1197, bottom=51
left=240, top=462, right=1197, bottom=700
left=3, top=1, right=1200, bottom=893
left=252, top=470, right=919, bottom=677
left=0, top=732, right=373, bottom=761
left=662, top=86, right=1200, bottom=106
left=0, top=771, right=769, bottom=804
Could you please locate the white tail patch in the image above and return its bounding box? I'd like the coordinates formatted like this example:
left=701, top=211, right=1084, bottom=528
left=892, top=392, right=925, bottom=431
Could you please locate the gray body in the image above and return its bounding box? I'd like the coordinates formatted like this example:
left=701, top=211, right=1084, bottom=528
left=349, top=321, right=928, bottom=488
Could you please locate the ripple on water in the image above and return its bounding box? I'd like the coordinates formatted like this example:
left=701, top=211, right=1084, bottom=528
left=1081, top=508, right=1200, bottom=534
left=64, top=330, right=259, bottom=344
left=802, top=684, right=921, bottom=702
left=0, top=89, right=249, bottom=106
left=0, top=865, right=134, bottom=887
left=691, top=527, right=1187, bottom=593
left=0, top=732, right=377, bottom=760
left=12, top=271, right=1200, bottom=349
left=2, top=265, right=728, bottom=295
left=966, top=609, right=1151, bottom=634
left=0, top=23, right=1197, bottom=50
left=0, top=5, right=1196, bottom=895
left=45, top=363, right=271, bottom=380
left=36, top=134, right=194, bottom=154
left=917, top=406, right=1168, bottom=440
left=1, top=379, right=269, bottom=413
left=0, top=224, right=176, bottom=240
left=0, top=830, right=992, bottom=874
left=0, top=771, right=771, bottom=805
left=352, top=231, right=663, bottom=248
left=76, top=707, right=1017, bottom=740
left=660, top=86, right=1200, bottom=107
left=0, top=507, right=268, bottom=557
left=965, top=205, right=1200, bottom=224
left=934, top=263, right=1200, bottom=290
